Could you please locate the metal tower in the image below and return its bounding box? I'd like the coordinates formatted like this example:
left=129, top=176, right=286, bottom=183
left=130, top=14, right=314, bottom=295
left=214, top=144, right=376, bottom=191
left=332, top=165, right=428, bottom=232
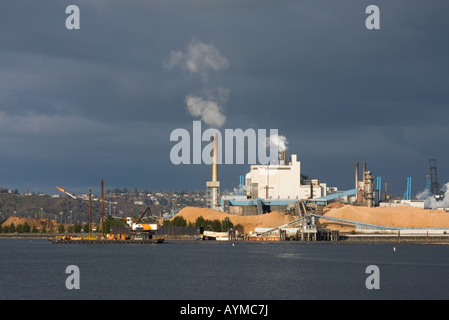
left=376, top=176, right=382, bottom=202
left=425, top=175, right=431, bottom=199
left=429, top=159, right=440, bottom=196
left=403, top=177, right=412, bottom=200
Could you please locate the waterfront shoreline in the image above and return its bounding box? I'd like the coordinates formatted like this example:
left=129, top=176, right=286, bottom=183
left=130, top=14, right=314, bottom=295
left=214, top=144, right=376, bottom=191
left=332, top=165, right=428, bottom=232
left=2, top=233, right=449, bottom=244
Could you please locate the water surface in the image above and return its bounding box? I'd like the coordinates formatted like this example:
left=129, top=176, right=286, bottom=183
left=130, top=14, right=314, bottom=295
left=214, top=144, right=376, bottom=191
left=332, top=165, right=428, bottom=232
left=1, top=239, right=448, bottom=300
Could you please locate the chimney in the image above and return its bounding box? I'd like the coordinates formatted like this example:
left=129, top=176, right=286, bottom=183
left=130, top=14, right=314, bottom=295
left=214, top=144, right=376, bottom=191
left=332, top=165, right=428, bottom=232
left=212, top=133, right=218, bottom=182
left=206, top=133, right=220, bottom=209
left=101, top=178, right=104, bottom=239
left=355, top=162, right=359, bottom=190
left=363, top=162, right=366, bottom=184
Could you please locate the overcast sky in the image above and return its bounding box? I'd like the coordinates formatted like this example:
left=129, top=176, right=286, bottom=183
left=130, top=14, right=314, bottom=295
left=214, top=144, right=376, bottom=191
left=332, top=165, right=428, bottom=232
left=0, top=0, right=448, bottom=196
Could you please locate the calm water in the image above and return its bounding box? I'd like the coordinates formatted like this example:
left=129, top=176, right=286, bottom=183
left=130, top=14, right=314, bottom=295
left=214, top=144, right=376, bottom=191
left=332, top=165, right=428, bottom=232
left=1, top=239, right=449, bottom=300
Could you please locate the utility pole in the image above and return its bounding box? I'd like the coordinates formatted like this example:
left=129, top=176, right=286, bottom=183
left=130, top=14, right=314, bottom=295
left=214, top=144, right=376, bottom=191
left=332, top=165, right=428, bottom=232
left=101, top=178, right=104, bottom=239
left=89, top=188, right=92, bottom=238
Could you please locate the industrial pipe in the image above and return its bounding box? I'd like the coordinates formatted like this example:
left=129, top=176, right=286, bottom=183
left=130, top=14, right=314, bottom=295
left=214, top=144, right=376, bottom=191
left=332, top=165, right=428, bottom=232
left=89, top=188, right=92, bottom=238
left=212, top=133, right=218, bottom=182
left=101, top=178, right=104, bottom=238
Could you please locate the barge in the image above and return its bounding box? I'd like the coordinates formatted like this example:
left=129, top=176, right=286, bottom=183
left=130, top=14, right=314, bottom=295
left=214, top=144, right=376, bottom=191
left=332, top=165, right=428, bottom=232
left=49, top=235, right=164, bottom=244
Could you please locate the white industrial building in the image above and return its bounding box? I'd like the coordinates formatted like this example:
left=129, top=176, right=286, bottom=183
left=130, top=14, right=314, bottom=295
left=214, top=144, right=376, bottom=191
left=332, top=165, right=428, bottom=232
left=244, top=154, right=327, bottom=200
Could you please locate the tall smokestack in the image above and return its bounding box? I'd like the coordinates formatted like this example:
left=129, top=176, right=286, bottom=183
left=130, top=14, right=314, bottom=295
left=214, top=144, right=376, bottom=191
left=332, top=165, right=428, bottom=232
left=206, top=133, right=220, bottom=209
left=89, top=188, right=92, bottom=238
left=363, top=162, right=366, bottom=184
left=212, top=133, right=218, bottom=182
left=355, top=162, right=359, bottom=190
left=101, top=178, right=104, bottom=239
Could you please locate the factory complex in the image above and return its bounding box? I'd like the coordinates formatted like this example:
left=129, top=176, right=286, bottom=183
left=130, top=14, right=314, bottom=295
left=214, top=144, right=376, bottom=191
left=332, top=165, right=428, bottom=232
left=192, top=136, right=449, bottom=241
left=5, top=134, right=447, bottom=244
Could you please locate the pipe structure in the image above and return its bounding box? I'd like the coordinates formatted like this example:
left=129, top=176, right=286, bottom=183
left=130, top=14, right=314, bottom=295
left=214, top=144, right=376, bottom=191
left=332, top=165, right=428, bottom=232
left=212, top=133, right=219, bottom=207
left=364, top=171, right=374, bottom=207
left=212, top=133, right=218, bottom=182
left=89, top=188, right=92, bottom=238
left=362, top=162, right=366, bottom=184
left=206, top=133, right=220, bottom=209
left=101, top=178, right=104, bottom=239
left=310, top=181, right=313, bottom=199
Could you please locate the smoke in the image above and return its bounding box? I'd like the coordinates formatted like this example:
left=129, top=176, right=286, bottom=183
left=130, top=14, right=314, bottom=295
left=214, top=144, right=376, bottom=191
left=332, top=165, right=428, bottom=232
left=264, top=133, right=289, bottom=163
left=165, top=37, right=229, bottom=83
left=165, top=37, right=230, bottom=128
left=416, top=189, right=430, bottom=201
left=425, top=182, right=449, bottom=209
left=267, top=133, right=288, bottom=152
left=269, top=134, right=288, bottom=152
left=186, top=88, right=227, bottom=127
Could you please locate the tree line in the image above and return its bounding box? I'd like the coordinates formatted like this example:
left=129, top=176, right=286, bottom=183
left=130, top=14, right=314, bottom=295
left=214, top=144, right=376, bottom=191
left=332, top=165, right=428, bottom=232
left=0, top=215, right=236, bottom=234
left=0, top=217, right=123, bottom=234
left=162, top=215, right=235, bottom=232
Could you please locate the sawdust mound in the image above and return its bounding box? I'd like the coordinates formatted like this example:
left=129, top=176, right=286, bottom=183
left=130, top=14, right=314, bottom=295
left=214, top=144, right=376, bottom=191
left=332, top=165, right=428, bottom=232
left=320, top=205, right=449, bottom=231
left=1, top=216, right=59, bottom=230
left=174, top=207, right=296, bottom=235
left=322, top=202, right=345, bottom=214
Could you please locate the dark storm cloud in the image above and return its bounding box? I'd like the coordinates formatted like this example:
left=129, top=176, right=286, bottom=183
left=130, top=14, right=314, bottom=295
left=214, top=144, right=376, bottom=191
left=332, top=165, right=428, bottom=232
left=0, top=0, right=448, bottom=194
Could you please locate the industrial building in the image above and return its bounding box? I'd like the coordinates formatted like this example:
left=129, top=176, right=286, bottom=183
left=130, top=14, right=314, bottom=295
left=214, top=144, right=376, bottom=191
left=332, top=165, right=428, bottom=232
left=244, top=152, right=327, bottom=200
left=216, top=152, right=331, bottom=215
left=200, top=137, right=449, bottom=241
left=203, top=129, right=447, bottom=216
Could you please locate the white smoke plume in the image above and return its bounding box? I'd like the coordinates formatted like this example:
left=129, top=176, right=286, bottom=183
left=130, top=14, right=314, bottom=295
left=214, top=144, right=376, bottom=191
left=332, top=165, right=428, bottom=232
left=185, top=93, right=227, bottom=128
left=264, top=133, right=289, bottom=164
left=267, top=133, right=288, bottom=152
left=165, top=37, right=230, bottom=128
left=416, top=189, right=430, bottom=201
left=165, top=38, right=229, bottom=83
left=424, top=182, right=449, bottom=209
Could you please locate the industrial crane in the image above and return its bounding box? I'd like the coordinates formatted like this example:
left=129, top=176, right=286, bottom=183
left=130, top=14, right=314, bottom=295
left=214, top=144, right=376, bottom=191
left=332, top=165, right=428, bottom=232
left=126, top=206, right=157, bottom=231
left=56, top=187, right=82, bottom=200
left=57, top=185, right=159, bottom=240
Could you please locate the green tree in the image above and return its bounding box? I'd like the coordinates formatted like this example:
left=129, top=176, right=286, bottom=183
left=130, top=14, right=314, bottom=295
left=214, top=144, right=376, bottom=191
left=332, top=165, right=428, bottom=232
left=58, top=224, right=65, bottom=234
left=194, top=216, right=206, bottom=228
left=23, top=222, right=31, bottom=233
left=73, top=222, right=82, bottom=233
left=170, top=216, right=187, bottom=227
left=103, top=217, right=126, bottom=233
left=221, top=217, right=234, bottom=232
left=17, top=223, right=30, bottom=233
left=31, top=224, right=38, bottom=233
left=210, top=219, right=222, bottom=232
